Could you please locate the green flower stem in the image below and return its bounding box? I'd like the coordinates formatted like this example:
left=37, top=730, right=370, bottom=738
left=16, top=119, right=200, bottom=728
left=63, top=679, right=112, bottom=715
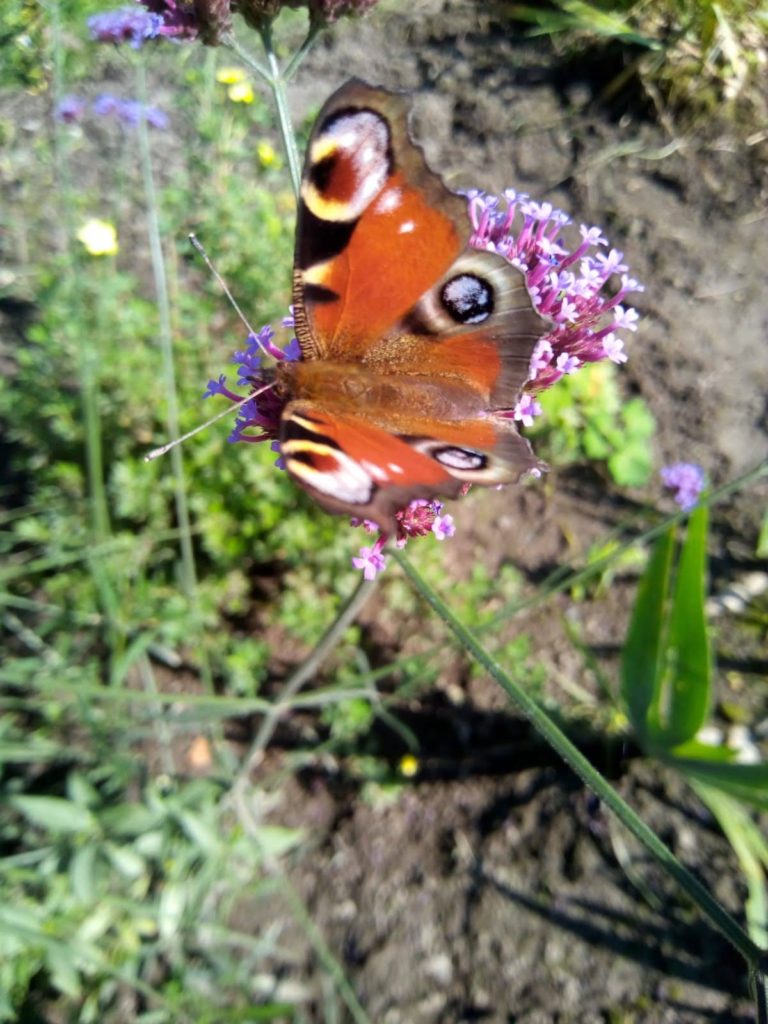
left=283, top=23, right=321, bottom=80
left=278, top=877, right=372, bottom=1024
left=221, top=26, right=304, bottom=197
left=221, top=31, right=272, bottom=84
left=49, top=0, right=119, bottom=633
left=135, top=61, right=198, bottom=604
left=258, top=21, right=303, bottom=196
left=392, top=547, right=765, bottom=976
left=234, top=574, right=377, bottom=783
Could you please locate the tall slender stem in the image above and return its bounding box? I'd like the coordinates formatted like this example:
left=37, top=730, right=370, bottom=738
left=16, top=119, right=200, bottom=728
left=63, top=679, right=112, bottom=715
left=135, top=60, right=198, bottom=602
left=258, top=21, right=302, bottom=196
left=393, top=547, right=765, bottom=975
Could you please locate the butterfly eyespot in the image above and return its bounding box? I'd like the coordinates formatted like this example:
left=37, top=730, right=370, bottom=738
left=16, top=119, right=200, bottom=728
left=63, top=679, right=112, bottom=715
left=434, top=447, right=487, bottom=470
left=304, top=109, right=393, bottom=222
left=440, top=273, right=494, bottom=325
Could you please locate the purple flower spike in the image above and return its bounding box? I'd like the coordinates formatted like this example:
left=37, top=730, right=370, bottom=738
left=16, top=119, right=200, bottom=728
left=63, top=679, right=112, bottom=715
left=660, top=462, right=706, bottom=511
left=466, top=190, right=642, bottom=394
left=88, top=6, right=163, bottom=48
left=55, top=95, right=86, bottom=124
left=93, top=94, right=168, bottom=130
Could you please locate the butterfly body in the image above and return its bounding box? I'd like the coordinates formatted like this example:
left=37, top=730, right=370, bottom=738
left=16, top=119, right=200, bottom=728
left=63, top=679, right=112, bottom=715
left=278, top=80, right=548, bottom=532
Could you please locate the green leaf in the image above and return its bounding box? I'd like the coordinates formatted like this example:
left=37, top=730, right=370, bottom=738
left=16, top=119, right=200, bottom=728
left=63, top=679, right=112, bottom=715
left=608, top=440, right=653, bottom=487
left=677, top=760, right=768, bottom=812
left=757, top=508, right=768, bottom=558
left=661, top=504, right=711, bottom=745
left=11, top=795, right=94, bottom=834
left=693, top=783, right=768, bottom=948
left=622, top=397, right=656, bottom=438
left=621, top=529, right=674, bottom=745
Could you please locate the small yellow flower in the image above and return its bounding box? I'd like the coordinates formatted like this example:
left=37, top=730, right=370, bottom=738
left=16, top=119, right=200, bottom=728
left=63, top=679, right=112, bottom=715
left=77, top=218, right=118, bottom=256
left=216, top=66, right=246, bottom=85
left=399, top=754, right=419, bottom=778
left=257, top=140, right=277, bottom=168
left=228, top=81, right=254, bottom=104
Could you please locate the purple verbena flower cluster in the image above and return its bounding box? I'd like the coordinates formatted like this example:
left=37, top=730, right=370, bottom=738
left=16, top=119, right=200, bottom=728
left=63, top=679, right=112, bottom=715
left=55, top=93, right=168, bottom=130
left=350, top=500, right=456, bottom=579
left=660, top=462, right=706, bottom=511
left=467, top=190, right=642, bottom=426
left=87, top=5, right=165, bottom=47
left=206, top=191, right=643, bottom=579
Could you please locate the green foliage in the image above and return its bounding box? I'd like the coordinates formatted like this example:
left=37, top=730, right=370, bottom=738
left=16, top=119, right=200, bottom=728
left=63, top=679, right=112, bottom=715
left=532, top=360, right=655, bottom=486
left=505, top=0, right=768, bottom=116
left=0, top=759, right=303, bottom=1021
left=620, top=505, right=768, bottom=946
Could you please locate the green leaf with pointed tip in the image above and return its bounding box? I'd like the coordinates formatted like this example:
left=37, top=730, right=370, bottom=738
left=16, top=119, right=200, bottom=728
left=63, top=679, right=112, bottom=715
left=660, top=503, right=711, bottom=746
left=621, top=528, right=674, bottom=745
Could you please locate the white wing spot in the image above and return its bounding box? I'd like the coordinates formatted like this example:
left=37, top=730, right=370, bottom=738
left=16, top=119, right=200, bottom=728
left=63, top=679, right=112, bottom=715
left=374, top=188, right=402, bottom=215
left=387, top=463, right=404, bottom=475
left=398, top=220, right=415, bottom=234
left=361, top=460, right=388, bottom=482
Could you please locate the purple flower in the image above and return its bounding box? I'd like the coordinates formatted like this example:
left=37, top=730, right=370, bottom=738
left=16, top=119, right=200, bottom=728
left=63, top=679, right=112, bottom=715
left=661, top=463, right=706, bottom=511
left=55, top=95, right=87, bottom=124
left=432, top=514, right=455, bottom=540
left=137, top=0, right=201, bottom=39
left=88, top=6, right=163, bottom=47
left=467, top=189, right=642, bottom=392
left=352, top=543, right=388, bottom=581
left=93, top=93, right=169, bottom=130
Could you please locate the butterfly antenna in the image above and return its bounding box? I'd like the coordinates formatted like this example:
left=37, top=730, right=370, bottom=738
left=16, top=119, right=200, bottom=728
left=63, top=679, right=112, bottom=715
left=189, top=233, right=273, bottom=357
left=144, top=381, right=275, bottom=462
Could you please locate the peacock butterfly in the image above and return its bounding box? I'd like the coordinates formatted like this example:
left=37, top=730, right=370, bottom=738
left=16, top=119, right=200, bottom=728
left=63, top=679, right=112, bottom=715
left=271, top=79, right=549, bottom=533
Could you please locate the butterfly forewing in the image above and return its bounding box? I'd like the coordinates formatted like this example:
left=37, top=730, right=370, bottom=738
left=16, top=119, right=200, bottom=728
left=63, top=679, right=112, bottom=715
left=293, top=80, right=467, bottom=360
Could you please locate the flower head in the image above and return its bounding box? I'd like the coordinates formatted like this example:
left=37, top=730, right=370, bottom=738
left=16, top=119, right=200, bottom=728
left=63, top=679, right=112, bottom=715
left=77, top=218, right=118, bottom=256
left=138, top=0, right=206, bottom=39
left=352, top=542, right=387, bottom=581
left=660, top=462, right=706, bottom=511
left=88, top=6, right=163, bottom=47
left=55, top=95, right=87, bottom=124
left=93, top=93, right=169, bottom=129
left=467, top=189, right=642, bottom=392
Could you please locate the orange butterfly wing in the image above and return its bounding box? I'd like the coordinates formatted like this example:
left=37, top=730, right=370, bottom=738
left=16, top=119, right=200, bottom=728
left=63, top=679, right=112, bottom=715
left=293, top=79, right=467, bottom=360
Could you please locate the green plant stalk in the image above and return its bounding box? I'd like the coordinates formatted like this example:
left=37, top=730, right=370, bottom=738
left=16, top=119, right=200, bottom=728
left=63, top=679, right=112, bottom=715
left=134, top=62, right=200, bottom=606
left=278, top=877, right=371, bottom=1024
left=392, top=547, right=766, bottom=979
left=221, top=26, right=304, bottom=196
left=238, top=573, right=377, bottom=774
left=258, top=21, right=303, bottom=195
left=49, top=0, right=120, bottom=634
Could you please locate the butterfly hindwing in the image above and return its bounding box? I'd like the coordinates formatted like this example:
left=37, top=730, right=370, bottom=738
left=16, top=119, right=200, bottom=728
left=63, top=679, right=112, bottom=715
left=279, top=400, right=542, bottom=531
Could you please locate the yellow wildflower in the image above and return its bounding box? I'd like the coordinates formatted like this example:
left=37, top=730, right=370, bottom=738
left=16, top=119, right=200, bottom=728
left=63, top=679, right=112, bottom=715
left=216, top=66, right=246, bottom=85
left=77, top=218, right=118, bottom=256
left=398, top=754, right=419, bottom=778
left=257, top=141, right=277, bottom=167
left=228, top=81, right=254, bottom=104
